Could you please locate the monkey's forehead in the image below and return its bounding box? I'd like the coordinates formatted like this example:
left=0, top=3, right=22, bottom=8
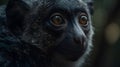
left=22, top=0, right=87, bottom=10
left=54, top=0, right=87, bottom=11
left=56, top=0, right=86, bottom=7
left=21, top=0, right=89, bottom=15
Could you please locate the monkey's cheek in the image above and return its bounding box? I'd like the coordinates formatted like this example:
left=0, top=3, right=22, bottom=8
left=55, top=41, right=87, bottom=61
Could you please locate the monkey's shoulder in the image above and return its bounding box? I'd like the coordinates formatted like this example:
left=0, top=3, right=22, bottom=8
left=0, top=35, right=48, bottom=67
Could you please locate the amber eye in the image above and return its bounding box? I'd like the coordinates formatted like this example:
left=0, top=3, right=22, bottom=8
left=50, top=14, right=65, bottom=26
left=79, top=14, right=88, bottom=26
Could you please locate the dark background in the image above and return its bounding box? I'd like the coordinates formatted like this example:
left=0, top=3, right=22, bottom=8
left=0, top=0, right=120, bottom=67
left=92, top=0, right=120, bottom=67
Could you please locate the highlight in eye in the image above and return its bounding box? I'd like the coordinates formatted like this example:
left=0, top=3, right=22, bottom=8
left=78, top=13, right=88, bottom=26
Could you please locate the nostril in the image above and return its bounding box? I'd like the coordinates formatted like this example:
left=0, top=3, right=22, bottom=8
left=73, top=37, right=85, bottom=45
left=73, top=37, right=81, bottom=44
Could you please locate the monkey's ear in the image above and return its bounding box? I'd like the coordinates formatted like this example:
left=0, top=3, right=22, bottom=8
left=83, top=0, right=94, bottom=15
left=6, top=0, right=30, bottom=35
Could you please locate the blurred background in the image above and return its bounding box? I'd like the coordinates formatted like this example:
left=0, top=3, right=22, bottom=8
left=0, top=0, right=120, bottom=67
left=92, top=0, right=120, bottom=67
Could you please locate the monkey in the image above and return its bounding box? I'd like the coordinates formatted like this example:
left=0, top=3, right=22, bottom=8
left=0, top=0, right=94, bottom=67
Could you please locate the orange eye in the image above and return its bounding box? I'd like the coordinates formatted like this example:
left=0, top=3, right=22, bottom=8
left=50, top=14, right=65, bottom=26
left=79, top=14, right=88, bottom=26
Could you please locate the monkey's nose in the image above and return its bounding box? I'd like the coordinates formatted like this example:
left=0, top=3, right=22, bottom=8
left=73, top=36, right=85, bottom=46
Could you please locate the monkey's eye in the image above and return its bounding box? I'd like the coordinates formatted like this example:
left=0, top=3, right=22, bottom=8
left=50, top=14, right=65, bottom=26
left=79, top=13, right=88, bottom=26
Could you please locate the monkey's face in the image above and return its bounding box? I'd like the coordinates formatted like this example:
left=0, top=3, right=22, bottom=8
left=21, top=0, right=93, bottom=61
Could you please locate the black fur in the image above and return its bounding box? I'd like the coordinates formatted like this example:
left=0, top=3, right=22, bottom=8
left=0, top=0, right=94, bottom=67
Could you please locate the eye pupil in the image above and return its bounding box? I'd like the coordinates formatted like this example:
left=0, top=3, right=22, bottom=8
left=51, top=15, right=63, bottom=25
left=79, top=15, right=88, bottom=25
left=54, top=16, right=61, bottom=24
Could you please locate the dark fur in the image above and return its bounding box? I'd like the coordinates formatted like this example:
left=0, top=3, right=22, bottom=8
left=0, top=0, right=94, bottom=67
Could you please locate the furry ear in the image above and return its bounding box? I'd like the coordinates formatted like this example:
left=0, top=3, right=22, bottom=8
left=83, top=0, right=94, bottom=15
left=6, top=0, right=30, bottom=35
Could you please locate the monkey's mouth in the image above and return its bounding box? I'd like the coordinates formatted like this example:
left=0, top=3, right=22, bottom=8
left=55, top=38, right=87, bottom=61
